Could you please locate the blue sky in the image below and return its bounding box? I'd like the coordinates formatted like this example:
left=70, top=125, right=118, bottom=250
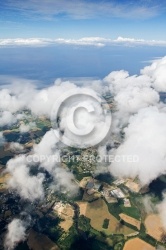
left=0, top=0, right=166, bottom=40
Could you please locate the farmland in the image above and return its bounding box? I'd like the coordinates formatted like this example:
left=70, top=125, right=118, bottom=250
left=119, top=213, right=141, bottom=230
left=123, top=238, right=155, bottom=250
left=53, top=203, right=74, bottom=232
left=145, top=214, right=166, bottom=242
left=0, top=172, right=10, bottom=191
left=77, top=199, right=136, bottom=235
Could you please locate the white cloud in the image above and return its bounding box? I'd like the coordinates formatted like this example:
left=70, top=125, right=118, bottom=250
left=0, top=38, right=53, bottom=47
left=0, top=84, right=36, bottom=113
left=0, top=111, right=17, bottom=127
left=141, top=56, right=166, bottom=92
left=109, top=107, right=166, bottom=186
left=1, top=37, right=166, bottom=48
left=104, top=69, right=159, bottom=134
left=28, top=80, right=77, bottom=116
left=7, top=155, right=44, bottom=201
left=116, top=36, right=166, bottom=46
left=5, top=129, right=78, bottom=199
left=19, top=122, right=36, bottom=133
left=8, top=142, right=24, bottom=152
left=4, top=219, right=26, bottom=250
left=33, top=130, right=78, bottom=195
left=54, top=37, right=106, bottom=47
left=0, top=75, right=41, bottom=88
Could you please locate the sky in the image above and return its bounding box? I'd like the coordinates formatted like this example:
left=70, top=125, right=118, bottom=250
left=0, top=0, right=166, bottom=39
left=0, top=0, right=166, bottom=81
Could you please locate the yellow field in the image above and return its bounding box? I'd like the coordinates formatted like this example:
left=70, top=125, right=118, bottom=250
left=77, top=201, right=88, bottom=215
left=77, top=199, right=136, bottom=235
left=79, top=177, right=92, bottom=188
left=124, top=180, right=140, bottom=193
left=119, top=213, right=141, bottom=230
left=123, top=238, right=155, bottom=250
left=25, top=142, right=34, bottom=148
left=54, top=203, right=74, bottom=232
left=59, top=219, right=73, bottom=232
left=0, top=172, right=10, bottom=190
left=59, top=204, right=74, bottom=231
left=145, top=214, right=165, bottom=241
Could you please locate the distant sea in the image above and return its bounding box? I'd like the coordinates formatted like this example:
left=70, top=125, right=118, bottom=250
left=0, top=45, right=166, bottom=86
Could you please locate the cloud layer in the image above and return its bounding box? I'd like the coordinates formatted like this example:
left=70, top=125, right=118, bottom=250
left=1, top=37, right=166, bottom=48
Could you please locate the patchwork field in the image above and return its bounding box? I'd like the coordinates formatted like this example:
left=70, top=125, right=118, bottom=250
left=123, top=238, right=155, bottom=250
left=77, top=199, right=136, bottom=235
left=119, top=213, right=141, bottom=230
left=124, top=180, right=140, bottom=193
left=145, top=214, right=166, bottom=242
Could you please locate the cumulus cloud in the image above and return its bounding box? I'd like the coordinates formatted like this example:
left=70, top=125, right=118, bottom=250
left=33, top=130, right=78, bottom=195
left=0, top=111, right=17, bottom=127
left=101, top=58, right=166, bottom=223
left=6, top=155, right=44, bottom=201
left=19, top=122, right=36, bottom=133
left=0, top=83, right=37, bottom=113
left=104, top=69, right=159, bottom=134
left=28, top=80, right=77, bottom=116
left=0, top=76, right=105, bottom=120
left=0, top=75, right=41, bottom=88
left=141, top=56, right=166, bottom=92
left=5, top=129, right=78, bottom=199
left=8, top=142, right=24, bottom=152
left=4, top=219, right=27, bottom=250
left=109, top=107, right=166, bottom=185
